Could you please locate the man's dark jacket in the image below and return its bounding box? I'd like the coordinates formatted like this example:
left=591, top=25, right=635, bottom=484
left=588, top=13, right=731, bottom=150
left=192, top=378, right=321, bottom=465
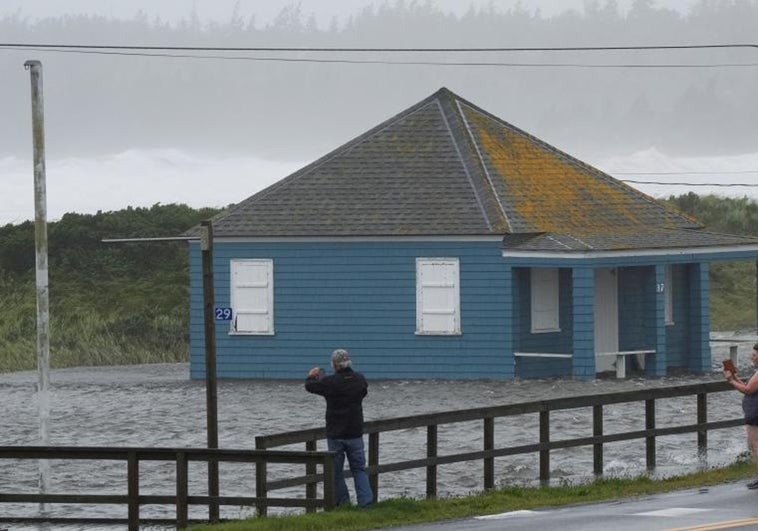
left=305, top=368, right=368, bottom=439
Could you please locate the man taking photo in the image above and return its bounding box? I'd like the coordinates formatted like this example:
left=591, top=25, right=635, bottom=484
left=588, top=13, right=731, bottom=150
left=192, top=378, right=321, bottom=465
left=305, top=349, right=373, bottom=508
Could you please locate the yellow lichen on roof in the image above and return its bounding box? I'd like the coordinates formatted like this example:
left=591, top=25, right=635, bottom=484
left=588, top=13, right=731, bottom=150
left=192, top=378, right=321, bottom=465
left=469, top=114, right=666, bottom=235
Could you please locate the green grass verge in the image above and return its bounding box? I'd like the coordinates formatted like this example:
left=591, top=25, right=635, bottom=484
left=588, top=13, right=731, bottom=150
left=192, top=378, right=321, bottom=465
left=189, top=458, right=756, bottom=531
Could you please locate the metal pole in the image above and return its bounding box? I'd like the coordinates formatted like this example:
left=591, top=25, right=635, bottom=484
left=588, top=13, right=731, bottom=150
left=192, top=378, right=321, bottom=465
left=201, top=220, right=219, bottom=522
left=24, top=58, right=51, bottom=513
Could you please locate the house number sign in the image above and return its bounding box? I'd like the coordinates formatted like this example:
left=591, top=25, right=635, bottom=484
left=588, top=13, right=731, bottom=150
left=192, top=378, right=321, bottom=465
left=656, top=283, right=665, bottom=293
left=214, top=307, right=233, bottom=320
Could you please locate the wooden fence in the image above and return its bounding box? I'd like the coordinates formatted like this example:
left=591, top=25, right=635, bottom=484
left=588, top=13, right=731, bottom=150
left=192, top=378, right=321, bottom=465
left=0, top=381, right=745, bottom=528
left=256, top=380, right=744, bottom=506
left=0, top=446, right=335, bottom=530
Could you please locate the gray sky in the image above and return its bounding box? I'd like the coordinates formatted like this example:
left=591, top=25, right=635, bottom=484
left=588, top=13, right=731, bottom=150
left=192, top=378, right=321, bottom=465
left=4, top=0, right=702, bottom=27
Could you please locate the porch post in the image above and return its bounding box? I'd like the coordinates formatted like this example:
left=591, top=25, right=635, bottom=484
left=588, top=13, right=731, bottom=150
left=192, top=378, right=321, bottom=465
left=572, top=267, right=595, bottom=380
left=503, top=266, right=516, bottom=378
left=648, top=265, right=667, bottom=376
left=688, top=263, right=711, bottom=372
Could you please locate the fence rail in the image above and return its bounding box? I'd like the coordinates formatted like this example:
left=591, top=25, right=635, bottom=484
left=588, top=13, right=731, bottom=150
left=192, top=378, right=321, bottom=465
left=256, top=380, right=744, bottom=503
left=0, top=446, right=335, bottom=530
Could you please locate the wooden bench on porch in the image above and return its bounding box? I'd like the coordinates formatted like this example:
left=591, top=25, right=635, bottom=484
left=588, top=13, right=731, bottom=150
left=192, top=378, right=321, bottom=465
left=514, top=350, right=656, bottom=379
left=596, top=350, right=656, bottom=378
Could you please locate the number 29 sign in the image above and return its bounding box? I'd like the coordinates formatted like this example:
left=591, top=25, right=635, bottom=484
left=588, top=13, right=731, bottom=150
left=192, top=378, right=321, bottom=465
left=214, top=307, right=233, bottom=320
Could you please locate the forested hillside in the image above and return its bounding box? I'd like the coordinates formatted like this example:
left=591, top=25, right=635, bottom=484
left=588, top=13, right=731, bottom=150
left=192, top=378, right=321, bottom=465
left=0, top=195, right=755, bottom=372
left=0, top=204, right=220, bottom=371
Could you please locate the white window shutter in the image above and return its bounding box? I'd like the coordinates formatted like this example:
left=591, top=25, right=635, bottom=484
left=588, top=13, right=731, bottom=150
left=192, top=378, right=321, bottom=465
left=531, top=267, right=559, bottom=333
left=230, top=259, right=274, bottom=334
left=416, top=258, right=460, bottom=335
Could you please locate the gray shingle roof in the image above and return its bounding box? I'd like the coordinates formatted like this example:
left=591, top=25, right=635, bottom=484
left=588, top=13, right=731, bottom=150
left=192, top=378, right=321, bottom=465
left=210, top=87, right=758, bottom=252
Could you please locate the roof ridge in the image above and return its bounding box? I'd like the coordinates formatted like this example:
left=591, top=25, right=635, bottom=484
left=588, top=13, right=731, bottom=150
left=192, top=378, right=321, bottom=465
left=433, top=88, right=511, bottom=232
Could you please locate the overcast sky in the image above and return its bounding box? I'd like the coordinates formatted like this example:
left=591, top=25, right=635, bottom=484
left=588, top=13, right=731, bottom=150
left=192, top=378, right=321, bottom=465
left=3, top=0, right=754, bottom=225
left=4, top=0, right=702, bottom=27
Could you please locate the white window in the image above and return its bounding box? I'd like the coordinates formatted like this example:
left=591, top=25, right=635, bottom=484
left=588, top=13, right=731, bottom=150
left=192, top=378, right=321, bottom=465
left=664, top=265, right=674, bottom=326
left=531, top=267, right=560, bottom=333
left=416, top=258, right=461, bottom=335
left=230, top=259, right=274, bottom=335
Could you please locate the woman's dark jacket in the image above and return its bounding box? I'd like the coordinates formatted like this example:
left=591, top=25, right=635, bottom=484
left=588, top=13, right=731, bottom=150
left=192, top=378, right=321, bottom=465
left=305, top=368, right=368, bottom=439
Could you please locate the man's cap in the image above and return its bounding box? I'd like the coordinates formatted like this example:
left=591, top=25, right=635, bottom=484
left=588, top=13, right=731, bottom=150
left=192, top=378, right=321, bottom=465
left=331, top=349, right=352, bottom=368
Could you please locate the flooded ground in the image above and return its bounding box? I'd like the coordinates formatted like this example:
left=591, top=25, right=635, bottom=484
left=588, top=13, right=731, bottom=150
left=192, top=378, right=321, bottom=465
left=0, top=338, right=755, bottom=528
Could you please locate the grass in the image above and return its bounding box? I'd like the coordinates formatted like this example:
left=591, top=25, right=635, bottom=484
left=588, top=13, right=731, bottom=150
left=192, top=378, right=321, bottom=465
left=189, top=458, right=757, bottom=530
left=0, top=277, right=188, bottom=372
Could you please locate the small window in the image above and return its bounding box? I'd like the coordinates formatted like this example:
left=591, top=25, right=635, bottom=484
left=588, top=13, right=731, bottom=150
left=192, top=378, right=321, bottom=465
left=664, top=265, right=674, bottom=326
left=531, top=267, right=560, bottom=333
left=416, top=258, right=461, bottom=335
left=230, top=259, right=274, bottom=335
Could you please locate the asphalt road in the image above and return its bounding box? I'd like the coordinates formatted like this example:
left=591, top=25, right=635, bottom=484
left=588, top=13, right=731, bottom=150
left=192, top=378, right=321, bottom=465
left=390, top=481, right=758, bottom=531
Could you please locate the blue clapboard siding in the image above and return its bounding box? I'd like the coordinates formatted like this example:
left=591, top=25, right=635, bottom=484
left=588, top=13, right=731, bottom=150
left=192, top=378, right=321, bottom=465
left=665, top=264, right=690, bottom=368
left=189, top=240, right=719, bottom=380
left=687, top=263, right=711, bottom=372
left=618, top=266, right=654, bottom=353
left=514, top=268, right=573, bottom=378
left=190, top=240, right=510, bottom=379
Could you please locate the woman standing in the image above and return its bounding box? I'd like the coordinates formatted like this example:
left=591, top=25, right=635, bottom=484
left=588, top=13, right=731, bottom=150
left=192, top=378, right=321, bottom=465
left=724, top=343, right=758, bottom=489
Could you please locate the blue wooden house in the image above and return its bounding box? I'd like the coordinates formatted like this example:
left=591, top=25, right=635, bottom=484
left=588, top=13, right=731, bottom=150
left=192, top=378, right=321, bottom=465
left=189, top=88, right=758, bottom=380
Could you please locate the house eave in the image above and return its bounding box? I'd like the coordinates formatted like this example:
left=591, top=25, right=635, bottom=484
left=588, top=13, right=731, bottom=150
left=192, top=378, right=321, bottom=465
left=210, top=235, right=506, bottom=244
left=502, top=243, right=758, bottom=263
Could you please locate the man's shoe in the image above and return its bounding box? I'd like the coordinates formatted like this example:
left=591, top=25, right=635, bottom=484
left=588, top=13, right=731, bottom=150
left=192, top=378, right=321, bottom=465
left=746, top=478, right=758, bottom=489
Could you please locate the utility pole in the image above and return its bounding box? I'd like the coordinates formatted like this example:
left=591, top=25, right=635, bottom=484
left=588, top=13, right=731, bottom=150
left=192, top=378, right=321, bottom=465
left=201, top=220, right=220, bottom=522
left=24, top=59, right=51, bottom=511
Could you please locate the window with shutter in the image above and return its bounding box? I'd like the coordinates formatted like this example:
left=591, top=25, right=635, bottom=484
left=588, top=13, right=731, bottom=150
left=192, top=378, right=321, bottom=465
left=230, top=259, right=274, bottom=335
left=416, top=258, right=461, bottom=335
left=531, top=267, right=560, bottom=333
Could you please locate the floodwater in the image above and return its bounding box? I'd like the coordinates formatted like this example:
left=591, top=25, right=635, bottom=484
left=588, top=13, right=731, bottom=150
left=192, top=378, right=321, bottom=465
left=0, top=338, right=755, bottom=529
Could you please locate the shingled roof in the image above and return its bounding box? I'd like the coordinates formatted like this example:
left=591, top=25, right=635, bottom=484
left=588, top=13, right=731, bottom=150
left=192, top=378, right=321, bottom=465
left=212, top=87, right=758, bottom=251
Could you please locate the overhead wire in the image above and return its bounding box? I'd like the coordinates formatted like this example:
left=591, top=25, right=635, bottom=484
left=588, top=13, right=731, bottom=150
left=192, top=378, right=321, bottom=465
left=619, top=180, right=758, bottom=187
left=1, top=43, right=757, bottom=52
left=2, top=42, right=758, bottom=67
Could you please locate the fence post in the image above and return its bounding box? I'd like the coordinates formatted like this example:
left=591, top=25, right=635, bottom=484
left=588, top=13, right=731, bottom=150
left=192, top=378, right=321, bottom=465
left=369, top=432, right=379, bottom=503
left=593, top=405, right=603, bottom=476
left=539, top=410, right=550, bottom=483
left=645, top=399, right=656, bottom=470
left=127, top=451, right=139, bottom=531
left=176, top=451, right=188, bottom=529
left=306, top=439, right=317, bottom=513
left=426, top=425, right=437, bottom=498
left=254, top=439, right=268, bottom=517
left=483, top=418, right=494, bottom=490
left=323, top=453, right=335, bottom=510
left=697, top=392, right=707, bottom=466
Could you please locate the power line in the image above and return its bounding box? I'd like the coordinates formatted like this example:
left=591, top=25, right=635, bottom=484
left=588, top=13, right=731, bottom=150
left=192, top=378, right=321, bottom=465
left=620, top=180, right=758, bottom=187
left=2, top=46, right=757, bottom=68
left=1, top=43, right=757, bottom=52
left=615, top=170, right=758, bottom=175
